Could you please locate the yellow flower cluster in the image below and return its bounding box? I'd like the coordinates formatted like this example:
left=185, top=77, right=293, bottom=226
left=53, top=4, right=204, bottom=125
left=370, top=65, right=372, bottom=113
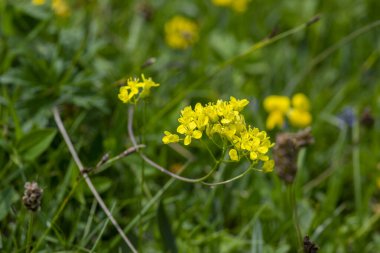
left=264, top=93, right=312, bottom=130
left=118, top=75, right=159, bottom=104
left=163, top=97, right=274, bottom=171
left=211, top=0, right=249, bottom=12
left=165, top=16, right=199, bottom=49
left=31, top=0, right=70, bottom=17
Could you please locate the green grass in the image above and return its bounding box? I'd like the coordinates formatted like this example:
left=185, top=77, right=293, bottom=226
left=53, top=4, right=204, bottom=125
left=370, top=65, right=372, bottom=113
left=1, top=0, right=380, bottom=252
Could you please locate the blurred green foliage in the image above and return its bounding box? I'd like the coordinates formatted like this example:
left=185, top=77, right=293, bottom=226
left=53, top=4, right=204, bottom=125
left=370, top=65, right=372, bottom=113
left=0, top=0, right=380, bottom=252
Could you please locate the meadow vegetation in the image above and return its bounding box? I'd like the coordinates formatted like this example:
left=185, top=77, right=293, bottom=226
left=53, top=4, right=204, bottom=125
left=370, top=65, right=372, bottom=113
left=1, top=0, right=380, bottom=252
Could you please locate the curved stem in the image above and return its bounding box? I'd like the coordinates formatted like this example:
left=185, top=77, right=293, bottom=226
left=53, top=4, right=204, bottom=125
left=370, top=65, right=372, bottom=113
left=140, top=153, right=217, bottom=183
left=200, top=139, right=217, bottom=162
left=128, top=106, right=218, bottom=183
left=202, top=166, right=254, bottom=186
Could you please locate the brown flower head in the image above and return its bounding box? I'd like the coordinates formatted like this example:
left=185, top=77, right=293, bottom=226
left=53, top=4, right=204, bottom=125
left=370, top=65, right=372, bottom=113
left=303, top=235, right=319, bottom=253
left=274, top=128, right=314, bottom=184
left=22, top=182, right=43, bottom=212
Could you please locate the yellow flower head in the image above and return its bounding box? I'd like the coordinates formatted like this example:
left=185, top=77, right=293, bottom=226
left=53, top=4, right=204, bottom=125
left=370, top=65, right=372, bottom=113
left=165, top=16, right=199, bottom=49
left=163, top=97, right=274, bottom=169
left=117, top=74, right=159, bottom=104
left=264, top=93, right=312, bottom=129
left=212, top=0, right=249, bottom=12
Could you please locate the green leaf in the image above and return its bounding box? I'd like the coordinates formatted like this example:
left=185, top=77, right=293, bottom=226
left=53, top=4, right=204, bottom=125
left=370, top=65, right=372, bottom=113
left=0, top=187, right=20, bottom=221
left=18, top=128, right=57, bottom=160
left=157, top=201, right=178, bottom=253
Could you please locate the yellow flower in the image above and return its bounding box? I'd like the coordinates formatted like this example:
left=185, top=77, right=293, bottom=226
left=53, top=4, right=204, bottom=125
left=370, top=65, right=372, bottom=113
left=139, top=74, right=160, bottom=98
left=52, top=0, right=70, bottom=17
left=263, top=96, right=290, bottom=113
left=162, top=131, right=180, bottom=144
left=263, top=93, right=312, bottom=129
left=288, top=109, right=312, bottom=128
left=32, top=0, right=46, bottom=5
left=163, top=97, right=274, bottom=169
left=117, top=75, right=159, bottom=104
left=165, top=16, right=199, bottom=49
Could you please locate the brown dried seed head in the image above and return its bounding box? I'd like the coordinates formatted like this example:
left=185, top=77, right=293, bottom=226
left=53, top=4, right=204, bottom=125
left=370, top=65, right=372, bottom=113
left=303, top=235, right=319, bottom=253
left=274, top=133, right=298, bottom=184
left=293, top=127, right=314, bottom=148
left=360, top=107, right=375, bottom=129
left=22, top=182, right=43, bottom=212
left=274, top=128, right=314, bottom=184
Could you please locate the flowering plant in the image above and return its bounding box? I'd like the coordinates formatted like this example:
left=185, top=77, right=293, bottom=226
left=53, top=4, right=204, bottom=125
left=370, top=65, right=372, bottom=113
left=163, top=97, right=274, bottom=172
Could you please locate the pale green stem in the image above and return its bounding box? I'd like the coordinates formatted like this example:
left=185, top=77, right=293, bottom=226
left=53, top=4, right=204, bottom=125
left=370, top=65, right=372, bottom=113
left=352, top=110, right=361, bottom=216
left=288, top=184, right=303, bottom=252
left=202, top=166, right=255, bottom=186
left=25, top=212, right=34, bottom=253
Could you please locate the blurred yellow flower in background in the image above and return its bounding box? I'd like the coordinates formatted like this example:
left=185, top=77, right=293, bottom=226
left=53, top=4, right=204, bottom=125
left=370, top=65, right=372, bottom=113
left=31, top=0, right=70, bottom=17
left=264, top=93, right=312, bottom=130
left=52, top=0, right=70, bottom=17
left=165, top=16, right=199, bottom=49
left=212, top=0, right=249, bottom=12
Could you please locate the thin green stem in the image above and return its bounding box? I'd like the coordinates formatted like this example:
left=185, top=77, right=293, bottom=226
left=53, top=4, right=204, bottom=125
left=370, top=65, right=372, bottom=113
left=202, top=166, right=254, bottom=186
left=288, top=184, right=303, bottom=252
left=352, top=110, right=361, bottom=216
left=200, top=139, right=217, bottom=162
left=109, top=162, right=191, bottom=248
left=25, top=212, right=34, bottom=253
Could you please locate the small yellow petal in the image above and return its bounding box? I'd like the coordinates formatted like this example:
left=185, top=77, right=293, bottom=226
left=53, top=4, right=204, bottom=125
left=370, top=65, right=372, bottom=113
left=249, top=151, right=258, bottom=160
left=177, top=125, right=187, bottom=134
left=257, top=146, right=269, bottom=154
left=192, top=130, right=202, bottom=139
left=184, top=135, right=192, bottom=145
left=262, top=160, right=274, bottom=172
left=229, top=149, right=239, bottom=161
